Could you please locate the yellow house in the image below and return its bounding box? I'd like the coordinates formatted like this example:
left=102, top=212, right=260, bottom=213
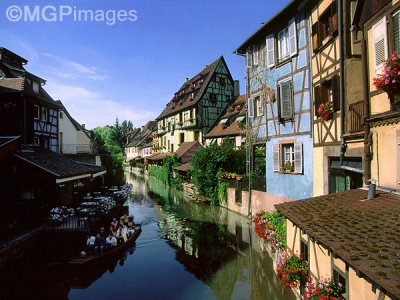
left=352, top=0, right=400, bottom=190
left=308, top=0, right=365, bottom=196
left=276, top=188, right=400, bottom=300
left=154, top=56, right=238, bottom=153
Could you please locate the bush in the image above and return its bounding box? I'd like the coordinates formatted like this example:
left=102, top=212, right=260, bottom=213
left=189, top=141, right=245, bottom=203
left=148, top=155, right=182, bottom=190
left=253, top=210, right=287, bottom=250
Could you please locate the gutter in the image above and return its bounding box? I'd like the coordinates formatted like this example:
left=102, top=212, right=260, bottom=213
left=338, top=0, right=346, bottom=165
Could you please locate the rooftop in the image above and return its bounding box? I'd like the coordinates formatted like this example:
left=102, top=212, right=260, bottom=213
left=156, top=56, right=226, bottom=120
left=275, top=189, right=400, bottom=299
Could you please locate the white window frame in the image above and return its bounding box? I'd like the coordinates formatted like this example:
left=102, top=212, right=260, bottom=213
left=34, top=105, right=40, bottom=120
left=41, top=107, right=48, bottom=121
left=255, top=95, right=264, bottom=117
left=272, top=142, right=303, bottom=173
left=32, top=81, right=40, bottom=93
left=266, top=34, right=275, bottom=67
left=253, top=45, right=259, bottom=66
left=247, top=97, right=254, bottom=118
left=246, top=49, right=252, bottom=68
left=278, top=27, right=290, bottom=62
left=372, top=16, right=388, bottom=74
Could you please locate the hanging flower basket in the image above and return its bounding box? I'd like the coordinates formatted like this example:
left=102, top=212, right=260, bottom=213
left=373, top=52, right=400, bottom=110
left=317, top=102, right=333, bottom=121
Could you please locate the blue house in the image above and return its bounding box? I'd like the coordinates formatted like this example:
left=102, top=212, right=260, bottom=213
left=235, top=0, right=313, bottom=202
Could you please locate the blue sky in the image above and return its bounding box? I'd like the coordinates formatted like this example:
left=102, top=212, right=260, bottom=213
left=1, top=0, right=289, bottom=129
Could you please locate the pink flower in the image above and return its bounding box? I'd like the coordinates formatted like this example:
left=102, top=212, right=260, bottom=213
left=393, top=80, right=396, bottom=84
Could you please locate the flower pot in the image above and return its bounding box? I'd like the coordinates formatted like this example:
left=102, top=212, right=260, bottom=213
left=390, top=93, right=400, bottom=111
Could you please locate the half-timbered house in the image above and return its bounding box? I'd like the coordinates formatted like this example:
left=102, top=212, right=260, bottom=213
left=307, top=0, right=365, bottom=196
left=235, top=0, right=314, bottom=203
left=0, top=47, right=60, bottom=152
left=352, top=0, right=400, bottom=190
left=155, top=56, right=238, bottom=152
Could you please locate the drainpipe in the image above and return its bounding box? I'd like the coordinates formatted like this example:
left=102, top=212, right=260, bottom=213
left=246, top=68, right=252, bottom=217
left=361, top=32, right=372, bottom=185
left=338, top=0, right=346, bottom=165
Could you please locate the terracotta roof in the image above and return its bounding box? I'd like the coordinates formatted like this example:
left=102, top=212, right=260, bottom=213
left=275, top=189, right=400, bottom=299
left=156, top=56, right=225, bottom=120
left=174, top=162, right=190, bottom=172
left=13, top=145, right=93, bottom=180
left=175, top=141, right=202, bottom=157
left=146, top=152, right=173, bottom=161
left=205, top=95, right=246, bottom=138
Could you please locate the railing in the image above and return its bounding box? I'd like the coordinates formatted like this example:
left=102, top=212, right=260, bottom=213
left=61, top=144, right=98, bottom=155
left=348, top=100, right=364, bottom=133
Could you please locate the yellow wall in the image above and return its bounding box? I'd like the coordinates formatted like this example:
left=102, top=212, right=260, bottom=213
left=370, top=124, right=400, bottom=189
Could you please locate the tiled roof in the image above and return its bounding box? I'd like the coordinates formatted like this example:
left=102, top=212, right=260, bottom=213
left=175, top=141, right=201, bottom=157
left=146, top=152, right=173, bottom=161
left=13, top=145, right=93, bottom=180
left=174, top=162, right=190, bottom=172
left=275, top=189, right=400, bottom=299
left=205, top=95, right=246, bottom=138
left=156, top=56, right=224, bottom=120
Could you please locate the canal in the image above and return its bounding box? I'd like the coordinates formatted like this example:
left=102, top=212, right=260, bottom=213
left=1, top=171, right=295, bottom=300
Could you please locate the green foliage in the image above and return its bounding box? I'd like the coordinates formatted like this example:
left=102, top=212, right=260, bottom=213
left=148, top=155, right=182, bottom=190
left=217, top=181, right=230, bottom=205
left=189, top=141, right=245, bottom=204
left=253, top=210, right=287, bottom=250
left=92, top=119, right=133, bottom=185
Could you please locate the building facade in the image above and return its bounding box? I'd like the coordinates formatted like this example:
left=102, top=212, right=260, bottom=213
left=155, top=56, right=238, bottom=153
left=235, top=0, right=314, bottom=201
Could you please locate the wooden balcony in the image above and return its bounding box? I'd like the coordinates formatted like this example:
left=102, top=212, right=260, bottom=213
left=347, top=100, right=364, bottom=133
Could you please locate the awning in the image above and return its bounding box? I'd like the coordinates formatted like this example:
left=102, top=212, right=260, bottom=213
left=331, top=159, right=363, bottom=174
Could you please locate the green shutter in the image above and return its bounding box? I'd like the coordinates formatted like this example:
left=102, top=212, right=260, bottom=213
left=279, top=81, right=293, bottom=120
left=394, top=11, right=400, bottom=53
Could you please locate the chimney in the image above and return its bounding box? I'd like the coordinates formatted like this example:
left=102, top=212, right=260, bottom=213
left=186, top=78, right=190, bottom=82
left=234, top=80, right=240, bottom=97
left=81, top=124, right=85, bottom=129
left=367, top=178, right=376, bottom=199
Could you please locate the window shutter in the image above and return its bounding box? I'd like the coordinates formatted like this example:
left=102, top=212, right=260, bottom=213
left=312, top=23, right=319, bottom=51
left=314, top=85, right=322, bottom=116
left=294, top=143, right=303, bottom=173
left=272, top=144, right=280, bottom=172
left=253, top=45, right=259, bottom=66
left=246, top=49, right=252, bottom=68
left=279, top=82, right=293, bottom=120
left=247, top=97, right=254, bottom=118
left=393, top=11, right=400, bottom=53
left=332, top=75, right=340, bottom=111
left=289, top=18, right=297, bottom=57
left=266, top=35, right=275, bottom=67
left=331, top=0, right=338, bottom=34
left=373, top=16, right=387, bottom=72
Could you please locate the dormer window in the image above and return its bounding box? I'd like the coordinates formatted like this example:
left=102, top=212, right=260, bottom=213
left=32, top=81, right=40, bottom=93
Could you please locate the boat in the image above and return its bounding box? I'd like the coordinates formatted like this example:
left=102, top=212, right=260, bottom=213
left=69, top=224, right=142, bottom=266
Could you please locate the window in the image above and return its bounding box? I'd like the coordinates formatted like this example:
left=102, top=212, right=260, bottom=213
left=246, top=48, right=252, bottom=68
left=314, top=75, right=340, bottom=115
left=180, top=132, right=184, bottom=144
left=267, top=18, right=297, bottom=66
left=60, top=111, right=63, bottom=119
left=247, top=97, right=255, bottom=118
left=278, top=81, right=294, bottom=121
left=41, top=107, right=47, bottom=121
left=394, top=11, right=400, bottom=53
left=312, top=1, right=338, bottom=51
left=34, top=105, right=40, bottom=120
left=33, top=137, right=40, bottom=145
left=252, top=45, right=259, bottom=66
left=255, top=96, right=264, bottom=117
left=32, top=81, right=40, bottom=93
left=372, top=16, right=387, bottom=73
left=300, top=239, right=309, bottom=295
left=333, top=268, right=347, bottom=299
left=210, top=93, right=217, bottom=103
left=272, top=143, right=303, bottom=173
left=278, top=27, right=290, bottom=62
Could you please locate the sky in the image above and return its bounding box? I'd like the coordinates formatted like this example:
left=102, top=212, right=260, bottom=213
left=0, top=0, right=289, bottom=129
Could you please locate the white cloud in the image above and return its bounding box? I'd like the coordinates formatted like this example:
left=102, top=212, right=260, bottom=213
left=45, top=82, right=157, bottom=129
left=41, top=53, right=110, bottom=81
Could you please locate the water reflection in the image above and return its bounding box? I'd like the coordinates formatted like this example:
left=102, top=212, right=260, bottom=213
left=1, top=171, right=295, bottom=300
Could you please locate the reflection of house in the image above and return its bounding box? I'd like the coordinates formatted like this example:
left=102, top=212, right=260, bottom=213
left=155, top=56, right=239, bottom=152
left=204, top=95, right=246, bottom=149
left=235, top=0, right=313, bottom=202
left=276, top=189, right=400, bottom=300
left=352, top=0, right=400, bottom=190
left=0, top=47, right=61, bottom=152
left=57, top=101, right=101, bottom=166
left=307, top=0, right=364, bottom=196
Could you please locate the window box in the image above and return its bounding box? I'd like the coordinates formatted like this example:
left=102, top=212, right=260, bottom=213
left=273, top=143, right=303, bottom=174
